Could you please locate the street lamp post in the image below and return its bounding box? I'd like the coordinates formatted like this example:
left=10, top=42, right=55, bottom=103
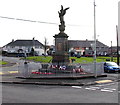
left=94, top=0, right=97, bottom=78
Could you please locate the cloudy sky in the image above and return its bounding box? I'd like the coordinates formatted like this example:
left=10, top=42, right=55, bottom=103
left=0, top=0, right=119, bottom=47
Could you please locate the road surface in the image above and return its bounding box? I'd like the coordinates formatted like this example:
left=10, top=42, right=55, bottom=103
left=2, top=81, right=118, bottom=103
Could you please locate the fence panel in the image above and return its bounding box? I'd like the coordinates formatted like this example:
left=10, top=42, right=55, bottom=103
left=18, top=62, right=104, bottom=77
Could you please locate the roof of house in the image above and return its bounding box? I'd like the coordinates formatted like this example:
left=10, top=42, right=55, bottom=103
left=5, top=40, right=44, bottom=47
left=68, top=40, right=109, bottom=48
left=109, top=46, right=117, bottom=49
left=108, top=46, right=117, bottom=51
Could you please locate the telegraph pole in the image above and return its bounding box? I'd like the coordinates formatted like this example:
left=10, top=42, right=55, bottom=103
left=116, top=25, right=119, bottom=65
left=33, top=37, right=35, bottom=56
left=94, top=0, right=97, bottom=78
left=111, top=41, right=113, bottom=61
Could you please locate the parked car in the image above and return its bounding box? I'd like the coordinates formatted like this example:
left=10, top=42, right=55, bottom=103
left=16, top=53, right=25, bottom=57
left=104, top=62, right=120, bottom=73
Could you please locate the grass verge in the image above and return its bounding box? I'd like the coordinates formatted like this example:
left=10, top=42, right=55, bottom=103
left=25, top=56, right=52, bottom=63
left=0, top=61, right=8, bottom=65
left=26, top=56, right=119, bottom=64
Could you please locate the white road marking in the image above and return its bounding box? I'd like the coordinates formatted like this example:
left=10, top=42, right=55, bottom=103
left=85, top=86, right=101, bottom=90
left=72, top=86, right=82, bottom=89
left=84, top=86, right=117, bottom=92
left=89, top=86, right=100, bottom=89
left=72, top=84, right=117, bottom=93
left=85, top=87, right=97, bottom=90
left=101, top=89, right=113, bottom=92
left=103, top=88, right=116, bottom=91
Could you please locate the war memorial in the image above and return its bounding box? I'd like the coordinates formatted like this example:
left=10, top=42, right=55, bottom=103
left=52, top=5, right=70, bottom=65
left=35, top=5, right=86, bottom=74
left=27, top=5, right=104, bottom=76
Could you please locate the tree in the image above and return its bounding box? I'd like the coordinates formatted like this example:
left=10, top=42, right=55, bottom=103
left=30, top=47, right=35, bottom=56
left=44, top=37, right=49, bottom=56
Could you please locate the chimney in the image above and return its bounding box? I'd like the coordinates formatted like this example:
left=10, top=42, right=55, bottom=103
left=33, top=37, right=35, bottom=40
left=12, top=39, right=14, bottom=42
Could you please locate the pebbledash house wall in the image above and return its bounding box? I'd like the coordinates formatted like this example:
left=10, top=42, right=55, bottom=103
left=2, top=40, right=44, bottom=56
left=3, top=45, right=44, bottom=56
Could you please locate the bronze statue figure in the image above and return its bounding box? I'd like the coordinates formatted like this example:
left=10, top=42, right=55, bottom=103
left=58, top=5, right=69, bottom=26
left=58, top=5, right=69, bottom=33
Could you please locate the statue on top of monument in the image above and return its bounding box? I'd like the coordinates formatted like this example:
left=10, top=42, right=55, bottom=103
left=58, top=5, right=69, bottom=26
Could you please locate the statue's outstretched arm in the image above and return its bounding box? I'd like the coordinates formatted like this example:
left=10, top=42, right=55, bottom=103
left=65, top=7, right=70, bottom=11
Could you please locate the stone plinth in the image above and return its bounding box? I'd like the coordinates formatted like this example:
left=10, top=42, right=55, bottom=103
left=52, top=32, right=69, bottom=64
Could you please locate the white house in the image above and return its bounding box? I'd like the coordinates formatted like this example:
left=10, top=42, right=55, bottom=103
left=2, top=39, right=44, bottom=56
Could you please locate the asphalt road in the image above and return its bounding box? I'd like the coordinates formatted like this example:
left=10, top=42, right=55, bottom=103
left=2, top=81, right=119, bottom=103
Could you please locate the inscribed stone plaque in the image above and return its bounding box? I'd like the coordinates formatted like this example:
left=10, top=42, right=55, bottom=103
left=57, top=43, right=62, bottom=51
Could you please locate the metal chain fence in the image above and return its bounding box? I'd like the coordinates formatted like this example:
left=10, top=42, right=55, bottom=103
left=18, top=61, right=104, bottom=77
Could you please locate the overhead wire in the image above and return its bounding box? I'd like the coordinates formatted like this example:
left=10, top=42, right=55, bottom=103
left=0, top=16, right=89, bottom=27
left=0, top=16, right=59, bottom=25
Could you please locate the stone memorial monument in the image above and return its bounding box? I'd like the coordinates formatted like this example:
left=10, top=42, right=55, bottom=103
left=52, top=5, right=70, bottom=65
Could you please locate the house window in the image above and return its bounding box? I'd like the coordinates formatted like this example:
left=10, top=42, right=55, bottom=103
left=96, top=47, right=99, bottom=50
left=89, top=47, right=92, bottom=50
left=15, top=46, right=19, bottom=49
left=40, top=46, right=43, bottom=49
left=19, top=46, right=22, bottom=49
left=35, top=46, right=39, bottom=48
left=28, top=48, right=30, bottom=52
left=10, top=46, right=15, bottom=48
